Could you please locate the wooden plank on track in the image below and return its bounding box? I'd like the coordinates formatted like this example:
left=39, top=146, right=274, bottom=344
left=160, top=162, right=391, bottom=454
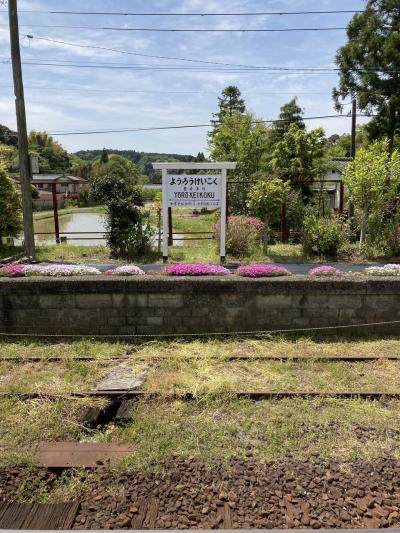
left=37, top=442, right=134, bottom=468
left=0, top=502, right=80, bottom=530
left=0, top=503, right=32, bottom=529
left=223, top=502, right=233, bottom=529
left=131, top=496, right=147, bottom=529
left=145, top=497, right=160, bottom=529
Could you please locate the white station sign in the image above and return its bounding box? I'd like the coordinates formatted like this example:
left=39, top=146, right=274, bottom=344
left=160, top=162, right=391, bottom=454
left=167, top=174, right=222, bottom=208
left=152, top=162, right=237, bottom=262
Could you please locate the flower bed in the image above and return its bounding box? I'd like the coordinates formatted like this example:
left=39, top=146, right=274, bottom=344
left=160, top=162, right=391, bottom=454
left=0, top=264, right=27, bottom=278
left=308, top=265, right=344, bottom=277
left=364, top=264, right=400, bottom=276
left=0, top=263, right=100, bottom=277
left=27, top=264, right=101, bottom=277
left=164, top=263, right=231, bottom=276
left=104, top=265, right=145, bottom=276
left=235, top=264, right=291, bottom=278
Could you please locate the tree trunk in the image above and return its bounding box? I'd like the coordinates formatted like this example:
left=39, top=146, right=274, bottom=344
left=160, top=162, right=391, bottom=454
left=263, top=217, right=269, bottom=254
left=359, top=207, right=368, bottom=245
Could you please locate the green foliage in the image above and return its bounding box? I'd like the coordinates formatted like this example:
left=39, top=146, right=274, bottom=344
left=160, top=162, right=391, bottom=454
left=28, top=131, right=71, bottom=173
left=91, top=154, right=141, bottom=184
left=100, top=148, right=109, bottom=164
left=267, top=98, right=305, bottom=147
left=214, top=215, right=262, bottom=257
left=0, top=124, right=18, bottom=147
left=74, top=149, right=197, bottom=181
left=343, top=139, right=400, bottom=244
left=247, top=178, right=290, bottom=252
left=209, top=112, right=270, bottom=213
left=0, top=158, right=22, bottom=240
left=90, top=173, right=153, bottom=258
left=333, top=0, right=400, bottom=152
left=270, top=124, right=327, bottom=184
left=210, top=85, right=246, bottom=138
left=302, top=214, right=349, bottom=258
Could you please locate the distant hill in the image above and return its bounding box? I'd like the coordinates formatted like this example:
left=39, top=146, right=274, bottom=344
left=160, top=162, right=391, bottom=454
left=74, top=149, right=206, bottom=181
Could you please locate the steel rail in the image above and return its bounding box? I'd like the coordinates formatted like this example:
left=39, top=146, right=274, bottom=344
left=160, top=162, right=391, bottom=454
left=1, top=354, right=400, bottom=363
left=3, top=390, right=400, bottom=400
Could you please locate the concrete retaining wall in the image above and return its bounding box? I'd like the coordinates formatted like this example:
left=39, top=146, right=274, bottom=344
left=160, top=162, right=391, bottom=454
left=0, top=276, right=399, bottom=337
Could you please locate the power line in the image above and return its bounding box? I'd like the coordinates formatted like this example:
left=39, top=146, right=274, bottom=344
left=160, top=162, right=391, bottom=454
left=5, top=59, right=397, bottom=74
left=42, top=115, right=377, bottom=137
left=2, top=84, right=334, bottom=96
left=24, top=34, right=267, bottom=69
left=0, top=23, right=349, bottom=32
left=3, top=9, right=363, bottom=16
left=5, top=114, right=374, bottom=139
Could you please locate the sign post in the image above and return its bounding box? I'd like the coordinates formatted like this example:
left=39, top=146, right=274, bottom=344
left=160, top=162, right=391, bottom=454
left=153, top=162, right=237, bottom=263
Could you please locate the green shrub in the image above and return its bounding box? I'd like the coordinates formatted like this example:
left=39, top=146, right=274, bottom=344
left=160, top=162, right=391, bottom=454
left=214, top=215, right=262, bottom=257
left=302, top=214, right=349, bottom=258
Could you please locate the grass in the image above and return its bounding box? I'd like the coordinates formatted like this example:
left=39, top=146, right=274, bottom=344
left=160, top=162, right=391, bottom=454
left=0, top=339, right=127, bottom=359
left=105, top=396, right=400, bottom=471
left=0, top=396, right=106, bottom=467
left=0, top=359, right=111, bottom=394
left=0, top=337, right=400, bottom=471
left=142, top=357, right=400, bottom=395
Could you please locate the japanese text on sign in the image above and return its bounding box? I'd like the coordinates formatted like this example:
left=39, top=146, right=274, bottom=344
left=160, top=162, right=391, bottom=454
left=167, top=174, right=222, bottom=208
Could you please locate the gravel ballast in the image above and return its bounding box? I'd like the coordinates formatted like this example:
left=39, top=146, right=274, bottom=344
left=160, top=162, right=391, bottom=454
left=1, top=457, right=400, bottom=529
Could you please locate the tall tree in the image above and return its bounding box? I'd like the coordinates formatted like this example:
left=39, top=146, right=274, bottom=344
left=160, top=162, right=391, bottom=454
left=100, top=148, right=109, bottom=164
left=209, top=112, right=269, bottom=213
left=210, top=86, right=246, bottom=138
left=270, top=123, right=327, bottom=184
left=267, top=98, right=305, bottom=147
left=333, top=0, right=400, bottom=154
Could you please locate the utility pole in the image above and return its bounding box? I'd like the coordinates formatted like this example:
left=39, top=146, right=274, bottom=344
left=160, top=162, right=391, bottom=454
left=348, top=98, right=357, bottom=223
left=8, top=0, right=35, bottom=260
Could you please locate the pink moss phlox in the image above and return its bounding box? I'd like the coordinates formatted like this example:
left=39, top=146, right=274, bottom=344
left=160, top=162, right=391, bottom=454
left=104, top=265, right=145, bottom=276
left=164, top=263, right=231, bottom=276
left=308, top=265, right=343, bottom=277
left=235, top=264, right=291, bottom=277
left=0, top=263, right=28, bottom=278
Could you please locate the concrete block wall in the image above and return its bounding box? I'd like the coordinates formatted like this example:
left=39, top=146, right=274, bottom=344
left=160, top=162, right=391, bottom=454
left=0, top=276, right=399, bottom=337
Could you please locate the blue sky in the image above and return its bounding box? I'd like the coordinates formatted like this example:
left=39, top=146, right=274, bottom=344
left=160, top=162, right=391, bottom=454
left=0, top=0, right=368, bottom=155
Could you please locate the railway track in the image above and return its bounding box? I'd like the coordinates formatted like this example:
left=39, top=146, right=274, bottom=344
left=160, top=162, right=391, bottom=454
left=1, top=354, right=400, bottom=362
left=3, top=389, right=400, bottom=400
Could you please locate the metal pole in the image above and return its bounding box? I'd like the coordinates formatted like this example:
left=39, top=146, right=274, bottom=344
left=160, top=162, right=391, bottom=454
left=220, top=169, right=227, bottom=263
left=51, top=183, right=60, bottom=244
left=8, top=0, right=35, bottom=260
left=168, top=207, right=173, bottom=246
left=162, top=169, right=168, bottom=262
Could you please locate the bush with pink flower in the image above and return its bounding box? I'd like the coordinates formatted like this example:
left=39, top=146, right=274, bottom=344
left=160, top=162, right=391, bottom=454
left=214, top=215, right=263, bottom=257
left=308, top=265, right=344, bottom=277
left=105, top=265, right=145, bottom=276
left=235, top=264, right=291, bottom=277
left=165, top=263, right=231, bottom=276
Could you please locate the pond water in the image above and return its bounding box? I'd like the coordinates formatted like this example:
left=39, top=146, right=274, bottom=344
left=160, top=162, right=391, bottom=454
left=34, top=212, right=108, bottom=246
left=20, top=211, right=185, bottom=247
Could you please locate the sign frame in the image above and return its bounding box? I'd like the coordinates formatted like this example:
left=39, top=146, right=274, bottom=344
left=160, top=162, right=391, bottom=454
left=152, top=162, right=237, bottom=263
